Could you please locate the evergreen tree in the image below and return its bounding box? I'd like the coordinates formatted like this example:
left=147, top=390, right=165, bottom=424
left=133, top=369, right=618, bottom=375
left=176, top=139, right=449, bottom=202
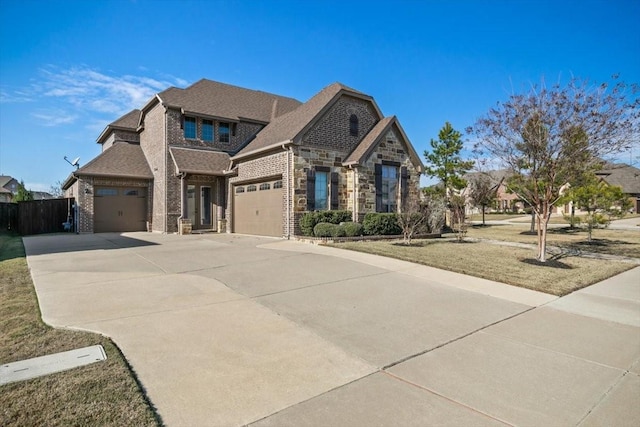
left=424, top=122, right=474, bottom=197
left=13, top=180, right=33, bottom=202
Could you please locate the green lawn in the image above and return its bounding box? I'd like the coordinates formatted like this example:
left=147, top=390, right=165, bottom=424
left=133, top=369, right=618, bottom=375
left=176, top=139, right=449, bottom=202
left=0, top=233, right=160, bottom=427
left=330, top=226, right=637, bottom=296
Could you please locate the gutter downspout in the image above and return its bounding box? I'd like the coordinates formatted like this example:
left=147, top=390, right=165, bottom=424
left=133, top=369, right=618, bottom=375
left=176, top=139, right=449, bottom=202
left=285, top=144, right=293, bottom=239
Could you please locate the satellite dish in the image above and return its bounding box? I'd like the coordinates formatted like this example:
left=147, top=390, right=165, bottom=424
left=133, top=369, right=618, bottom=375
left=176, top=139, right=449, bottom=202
left=64, top=155, right=81, bottom=169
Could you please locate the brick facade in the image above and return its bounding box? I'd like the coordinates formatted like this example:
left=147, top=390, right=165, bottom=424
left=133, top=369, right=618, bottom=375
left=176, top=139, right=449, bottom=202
left=140, top=103, right=167, bottom=232
left=101, top=129, right=140, bottom=151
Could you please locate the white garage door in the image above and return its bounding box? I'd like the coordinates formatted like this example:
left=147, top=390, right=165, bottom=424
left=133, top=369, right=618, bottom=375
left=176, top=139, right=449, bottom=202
left=233, top=179, right=283, bottom=237
left=94, top=186, right=147, bottom=233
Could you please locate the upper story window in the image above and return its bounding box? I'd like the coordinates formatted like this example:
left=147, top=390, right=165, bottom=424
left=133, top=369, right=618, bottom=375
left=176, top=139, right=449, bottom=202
left=349, top=114, right=359, bottom=136
left=202, top=119, right=214, bottom=141
left=219, top=122, right=230, bottom=143
left=184, top=116, right=196, bottom=139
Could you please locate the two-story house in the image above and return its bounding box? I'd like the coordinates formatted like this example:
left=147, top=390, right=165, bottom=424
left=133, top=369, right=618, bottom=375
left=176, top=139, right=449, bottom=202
left=63, top=79, right=423, bottom=236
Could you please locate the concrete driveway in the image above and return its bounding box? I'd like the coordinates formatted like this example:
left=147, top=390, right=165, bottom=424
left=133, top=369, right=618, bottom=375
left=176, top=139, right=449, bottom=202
left=23, top=232, right=640, bottom=426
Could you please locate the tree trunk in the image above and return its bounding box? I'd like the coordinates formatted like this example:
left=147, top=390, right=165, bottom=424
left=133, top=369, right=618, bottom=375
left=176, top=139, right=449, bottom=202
left=482, top=205, right=486, bottom=225
left=530, top=211, right=535, bottom=233
left=535, top=205, right=550, bottom=262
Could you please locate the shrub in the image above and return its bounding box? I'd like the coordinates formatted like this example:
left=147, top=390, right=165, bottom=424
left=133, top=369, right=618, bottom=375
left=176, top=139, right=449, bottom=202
left=362, top=213, right=401, bottom=236
left=341, top=221, right=364, bottom=237
left=313, top=222, right=337, bottom=238
left=300, top=210, right=352, bottom=236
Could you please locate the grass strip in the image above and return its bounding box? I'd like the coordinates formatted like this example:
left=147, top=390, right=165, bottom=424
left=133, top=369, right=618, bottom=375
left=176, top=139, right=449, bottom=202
left=331, top=237, right=635, bottom=296
left=0, top=233, right=161, bottom=427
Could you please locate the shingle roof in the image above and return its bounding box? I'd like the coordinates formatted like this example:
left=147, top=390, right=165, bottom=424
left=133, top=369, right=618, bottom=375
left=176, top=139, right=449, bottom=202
left=596, top=164, right=640, bottom=194
left=233, top=82, right=373, bottom=158
left=97, top=109, right=141, bottom=143
left=158, top=79, right=302, bottom=123
left=75, top=142, right=153, bottom=179
left=110, top=109, right=141, bottom=129
left=170, top=147, right=231, bottom=175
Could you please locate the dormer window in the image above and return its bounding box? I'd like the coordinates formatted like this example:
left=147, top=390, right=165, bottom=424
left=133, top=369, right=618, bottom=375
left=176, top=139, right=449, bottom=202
left=349, top=114, right=358, bottom=136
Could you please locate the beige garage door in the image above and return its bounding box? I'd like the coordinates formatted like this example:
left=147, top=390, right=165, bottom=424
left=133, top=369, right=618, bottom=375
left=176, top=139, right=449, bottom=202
left=94, top=187, right=147, bottom=233
left=233, top=179, right=283, bottom=237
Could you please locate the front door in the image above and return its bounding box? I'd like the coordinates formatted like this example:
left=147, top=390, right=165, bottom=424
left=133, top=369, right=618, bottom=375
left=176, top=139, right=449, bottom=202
left=186, top=184, right=216, bottom=230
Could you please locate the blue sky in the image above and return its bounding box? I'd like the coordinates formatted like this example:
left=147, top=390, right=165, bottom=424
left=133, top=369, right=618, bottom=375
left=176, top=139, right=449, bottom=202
left=1, top=0, right=639, bottom=192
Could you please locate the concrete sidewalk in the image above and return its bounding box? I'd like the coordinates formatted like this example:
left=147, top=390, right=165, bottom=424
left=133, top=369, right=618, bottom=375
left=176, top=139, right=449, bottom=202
left=22, top=232, right=640, bottom=426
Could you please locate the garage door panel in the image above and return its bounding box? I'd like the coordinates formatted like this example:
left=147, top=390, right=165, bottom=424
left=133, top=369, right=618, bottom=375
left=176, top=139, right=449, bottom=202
left=234, top=180, right=282, bottom=237
left=94, top=186, right=147, bottom=233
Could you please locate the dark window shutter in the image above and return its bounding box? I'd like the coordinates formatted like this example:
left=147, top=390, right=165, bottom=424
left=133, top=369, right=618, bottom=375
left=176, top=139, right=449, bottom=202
left=306, top=169, right=316, bottom=211
left=330, top=172, right=339, bottom=210
left=401, top=166, right=409, bottom=207
left=374, top=164, right=382, bottom=212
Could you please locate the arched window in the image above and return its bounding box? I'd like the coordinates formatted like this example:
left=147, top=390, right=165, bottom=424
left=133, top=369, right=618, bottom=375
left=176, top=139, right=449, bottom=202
left=349, top=114, right=358, bottom=136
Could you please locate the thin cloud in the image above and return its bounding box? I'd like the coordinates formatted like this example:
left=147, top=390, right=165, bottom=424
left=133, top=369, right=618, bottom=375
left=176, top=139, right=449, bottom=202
left=31, top=110, right=79, bottom=126
left=2, top=66, right=188, bottom=127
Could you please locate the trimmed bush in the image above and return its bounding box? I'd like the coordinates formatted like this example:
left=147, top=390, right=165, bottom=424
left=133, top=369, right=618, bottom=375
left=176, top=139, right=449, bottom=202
left=300, top=210, right=352, bottom=236
left=341, top=221, right=364, bottom=237
left=313, top=222, right=337, bottom=238
left=362, top=213, right=401, bottom=236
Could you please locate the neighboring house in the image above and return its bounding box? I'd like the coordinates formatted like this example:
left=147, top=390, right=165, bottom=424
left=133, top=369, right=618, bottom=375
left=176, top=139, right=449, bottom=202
left=63, top=79, right=424, bottom=236
left=0, top=176, right=19, bottom=202
left=595, top=164, right=640, bottom=214
left=463, top=170, right=524, bottom=214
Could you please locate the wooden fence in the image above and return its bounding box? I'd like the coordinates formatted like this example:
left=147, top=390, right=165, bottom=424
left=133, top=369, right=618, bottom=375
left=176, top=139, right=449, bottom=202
left=0, top=198, right=75, bottom=235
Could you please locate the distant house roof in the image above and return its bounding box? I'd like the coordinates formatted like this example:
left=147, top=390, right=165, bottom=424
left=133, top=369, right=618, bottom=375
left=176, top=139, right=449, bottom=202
left=0, top=176, right=18, bottom=193
left=233, top=82, right=379, bottom=159
left=96, top=109, right=141, bottom=143
left=169, top=147, right=231, bottom=175
left=63, top=142, right=152, bottom=189
left=155, top=79, right=302, bottom=124
left=596, top=164, right=640, bottom=194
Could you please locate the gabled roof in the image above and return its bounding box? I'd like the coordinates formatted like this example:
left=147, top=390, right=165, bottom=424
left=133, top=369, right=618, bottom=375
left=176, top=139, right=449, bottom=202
left=72, top=142, right=152, bottom=181
left=0, top=175, right=18, bottom=189
left=169, top=147, right=231, bottom=175
left=343, top=116, right=423, bottom=170
left=232, top=82, right=379, bottom=159
left=596, top=164, right=640, bottom=194
left=156, top=79, right=301, bottom=123
left=96, top=109, right=141, bottom=143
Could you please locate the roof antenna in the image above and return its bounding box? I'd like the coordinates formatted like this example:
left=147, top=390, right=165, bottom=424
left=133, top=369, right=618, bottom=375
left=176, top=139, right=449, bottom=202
left=64, top=156, right=80, bottom=169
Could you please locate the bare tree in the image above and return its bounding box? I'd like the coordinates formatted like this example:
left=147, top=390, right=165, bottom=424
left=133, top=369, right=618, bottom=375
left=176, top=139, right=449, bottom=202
left=398, top=198, right=428, bottom=245
left=469, top=77, right=639, bottom=262
left=467, top=173, right=498, bottom=226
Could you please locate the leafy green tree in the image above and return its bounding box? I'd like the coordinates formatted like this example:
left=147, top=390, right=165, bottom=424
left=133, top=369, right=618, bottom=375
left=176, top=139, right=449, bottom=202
left=561, top=174, right=631, bottom=241
left=13, top=180, right=33, bottom=202
left=424, top=122, right=475, bottom=197
left=469, top=77, right=639, bottom=262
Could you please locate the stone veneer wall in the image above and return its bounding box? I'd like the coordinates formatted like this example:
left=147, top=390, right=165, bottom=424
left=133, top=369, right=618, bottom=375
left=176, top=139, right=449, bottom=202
left=357, top=126, right=422, bottom=220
